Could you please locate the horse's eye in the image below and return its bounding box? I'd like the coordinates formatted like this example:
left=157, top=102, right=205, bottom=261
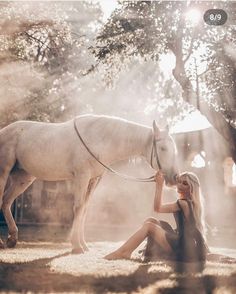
left=160, top=147, right=166, bottom=151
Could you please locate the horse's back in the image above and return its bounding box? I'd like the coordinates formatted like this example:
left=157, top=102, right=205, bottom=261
left=0, top=120, right=74, bottom=148
left=0, top=119, right=80, bottom=180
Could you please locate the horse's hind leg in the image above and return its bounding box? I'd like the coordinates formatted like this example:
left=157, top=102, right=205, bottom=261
left=2, top=169, right=35, bottom=248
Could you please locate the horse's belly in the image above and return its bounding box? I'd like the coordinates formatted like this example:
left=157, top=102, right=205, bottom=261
left=16, top=143, right=78, bottom=180
left=17, top=157, right=74, bottom=181
left=14, top=122, right=80, bottom=180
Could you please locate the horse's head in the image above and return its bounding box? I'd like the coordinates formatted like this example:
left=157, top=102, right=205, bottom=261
left=150, top=121, right=178, bottom=186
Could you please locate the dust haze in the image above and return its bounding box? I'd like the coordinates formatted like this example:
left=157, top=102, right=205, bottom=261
left=0, top=1, right=235, bottom=251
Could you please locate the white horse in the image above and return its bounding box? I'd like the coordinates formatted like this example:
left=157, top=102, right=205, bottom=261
left=0, top=114, right=178, bottom=253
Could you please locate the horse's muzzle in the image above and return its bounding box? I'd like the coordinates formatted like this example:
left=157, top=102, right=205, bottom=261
left=165, top=174, right=178, bottom=186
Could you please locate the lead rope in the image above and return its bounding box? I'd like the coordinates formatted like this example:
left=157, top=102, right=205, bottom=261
left=73, top=119, right=156, bottom=182
left=151, top=138, right=162, bottom=170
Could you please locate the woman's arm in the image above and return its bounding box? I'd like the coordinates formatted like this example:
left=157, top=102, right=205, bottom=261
left=154, top=171, right=179, bottom=213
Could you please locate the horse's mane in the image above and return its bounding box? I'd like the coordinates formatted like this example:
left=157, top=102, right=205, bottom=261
left=78, top=114, right=152, bottom=155
left=79, top=113, right=151, bottom=137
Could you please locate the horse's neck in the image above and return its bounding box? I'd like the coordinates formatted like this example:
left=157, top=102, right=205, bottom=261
left=85, top=116, right=152, bottom=164
left=102, top=121, right=152, bottom=164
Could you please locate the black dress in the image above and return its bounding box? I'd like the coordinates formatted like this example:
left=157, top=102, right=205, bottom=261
left=142, top=199, right=209, bottom=262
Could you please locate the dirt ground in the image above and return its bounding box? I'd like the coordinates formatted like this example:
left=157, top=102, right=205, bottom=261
left=1, top=226, right=236, bottom=293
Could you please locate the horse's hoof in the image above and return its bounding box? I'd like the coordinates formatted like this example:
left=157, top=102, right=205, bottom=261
left=71, top=247, right=85, bottom=254
left=0, top=240, right=5, bottom=249
left=6, top=237, right=17, bottom=248
left=82, top=245, right=89, bottom=252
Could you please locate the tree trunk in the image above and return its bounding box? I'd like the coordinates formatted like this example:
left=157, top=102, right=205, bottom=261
left=169, top=24, right=236, bottom=163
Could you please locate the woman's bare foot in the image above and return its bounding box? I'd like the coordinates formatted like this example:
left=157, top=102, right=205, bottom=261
left=104, top=250, right=131, bottom=260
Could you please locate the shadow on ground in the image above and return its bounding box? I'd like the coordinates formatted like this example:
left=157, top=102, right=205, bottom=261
left=1, top=241, right=236, bottom=293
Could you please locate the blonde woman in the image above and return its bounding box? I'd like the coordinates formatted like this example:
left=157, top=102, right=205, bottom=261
left=105, top=171, right=209, bottom=262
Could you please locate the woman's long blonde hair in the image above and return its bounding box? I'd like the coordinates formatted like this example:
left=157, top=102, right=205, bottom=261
left=179, top=172, right=207, bottom=239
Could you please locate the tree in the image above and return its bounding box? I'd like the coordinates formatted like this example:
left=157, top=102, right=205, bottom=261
left=94, top=1, right=236, bottom=161
left=0, top=1, right=103, bottom=125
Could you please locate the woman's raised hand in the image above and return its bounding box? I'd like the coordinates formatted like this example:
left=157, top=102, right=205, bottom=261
left=155, top=170, right=165, bottom=187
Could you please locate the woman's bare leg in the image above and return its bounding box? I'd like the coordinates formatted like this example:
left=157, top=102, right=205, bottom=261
left=104, top=222, right=172, bottom=260
left=105, top=223, right=149, bottom=260
left=144, top=217, right=160, bottom=225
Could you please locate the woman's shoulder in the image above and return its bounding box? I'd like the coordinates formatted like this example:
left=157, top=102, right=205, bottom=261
left=176, top=199, right=191, bottom=218
left=177, top=198, right=192, bottom=208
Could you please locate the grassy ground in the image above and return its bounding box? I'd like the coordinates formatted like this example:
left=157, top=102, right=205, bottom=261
left=0, top=225, right=236, bottom=293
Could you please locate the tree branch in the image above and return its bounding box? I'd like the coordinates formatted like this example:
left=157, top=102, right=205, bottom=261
left=169, top=30, right=236, bottom=161
left=183, top=36, right=195, bottom=65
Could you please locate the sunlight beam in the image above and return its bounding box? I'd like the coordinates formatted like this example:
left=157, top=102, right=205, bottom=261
left=171, top=110, right=212, bottom=134
left=185, top=9, right=201, bottom=25
left=191, top=153, right=206, bottom=168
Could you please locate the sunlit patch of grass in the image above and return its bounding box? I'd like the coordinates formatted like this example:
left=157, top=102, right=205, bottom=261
left=136, top=279, right=177, bottom=294
left=213, top=286, right=236, bottom=294
left=50, top=241, right=140, bottom=277
left=2, top=241, right=236, bottom=285
left=0, top=242, right=70, bottom=263
left=203, top=261, right=236, bottom=276
left=147, top=263, right=173, bottom=274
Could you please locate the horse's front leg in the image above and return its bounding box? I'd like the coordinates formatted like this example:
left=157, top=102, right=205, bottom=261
left=70, top=173, right=90, bottom=254
left=0, top=158, right=16, bottom=249
left=80, top=176, right=102, bottom=251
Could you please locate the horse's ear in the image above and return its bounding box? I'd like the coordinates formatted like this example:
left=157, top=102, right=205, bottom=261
left=153, top=120, right=161, bottom=139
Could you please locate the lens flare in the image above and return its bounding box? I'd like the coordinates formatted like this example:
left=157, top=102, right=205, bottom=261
left=185, top=9, right=201, bottom=25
